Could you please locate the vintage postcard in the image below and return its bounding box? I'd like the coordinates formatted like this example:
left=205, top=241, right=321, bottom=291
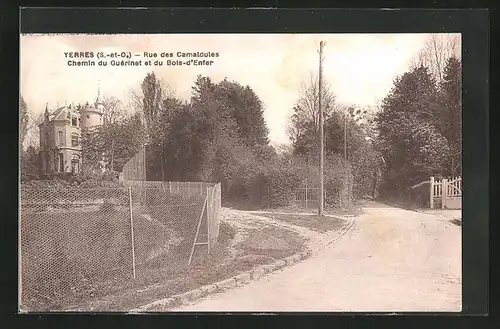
left=19, top=33, right=462, bottom=313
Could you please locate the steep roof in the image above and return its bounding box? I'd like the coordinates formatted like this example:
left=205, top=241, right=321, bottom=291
left=47, top=105, right=80, bottom=121
left=95, top=81, right=103, bottom=106
left=50, top=106, right=67, bottom=120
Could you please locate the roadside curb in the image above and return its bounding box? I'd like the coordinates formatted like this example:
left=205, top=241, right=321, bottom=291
left=128, top=249, right=313, bottom=313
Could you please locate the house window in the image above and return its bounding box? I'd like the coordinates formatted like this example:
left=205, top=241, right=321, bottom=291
left=58, top=153, right=64, bottom=173
left=71, top=133, right=80, bottom=147
left=58, top=131, right=64, bottom=146
left=71, top=154, right=80, bottom=174
left=71, top=116, right=77, bottom=126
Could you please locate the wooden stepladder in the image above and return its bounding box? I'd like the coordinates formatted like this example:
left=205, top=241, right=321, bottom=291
left=188, top=190, right=210, bottom=266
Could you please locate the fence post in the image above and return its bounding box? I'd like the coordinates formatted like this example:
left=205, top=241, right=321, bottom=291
left=442, top=178, right=447, bottom=209
left=339, top=188, right=342, bottom=209
left=305, top=186, right=308, bottom=209
left=169, top=181, right=172, bottom=193
left=430, top=176, right=434, bottom=209
left=207, top=187, right=212, bottom=254
left=324, top=189, right=326, bottom=209
left=128, top=186, right=137, bottom=279
left=188, top=194, right=208, bottom=266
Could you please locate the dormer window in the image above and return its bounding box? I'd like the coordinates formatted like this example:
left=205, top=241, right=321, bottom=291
left=71, top=116, right=77, bottom=126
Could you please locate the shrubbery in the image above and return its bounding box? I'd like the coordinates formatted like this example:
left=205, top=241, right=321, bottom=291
left=21, top=170, right=122, bottom=189
left=218, top=149, right=353, bottom=209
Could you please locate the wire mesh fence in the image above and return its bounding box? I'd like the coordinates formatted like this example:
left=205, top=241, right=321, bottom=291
left=19, top=181, right=221, bottom=311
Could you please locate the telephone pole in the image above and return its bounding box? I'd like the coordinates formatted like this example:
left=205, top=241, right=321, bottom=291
left=344, top=112, right=347, bottom=161
left=318, top=41, right=325, bottom=216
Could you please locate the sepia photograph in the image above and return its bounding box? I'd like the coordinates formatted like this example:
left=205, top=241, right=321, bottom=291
left=19, top=33, right=462, bottom=313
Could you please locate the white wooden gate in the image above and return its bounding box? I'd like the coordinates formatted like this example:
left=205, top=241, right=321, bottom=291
left=430, top=176, right=462, bottom=209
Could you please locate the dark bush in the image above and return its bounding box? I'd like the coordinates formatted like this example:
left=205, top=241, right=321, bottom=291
left=218, top=222, right=236, bottom=242
left=213, top=149, right=354, bottom=210
left=408, top=181, right=430, bottom=208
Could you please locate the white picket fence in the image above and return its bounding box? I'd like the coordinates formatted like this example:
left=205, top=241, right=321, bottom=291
left=430, top=176, right=462, bottom=209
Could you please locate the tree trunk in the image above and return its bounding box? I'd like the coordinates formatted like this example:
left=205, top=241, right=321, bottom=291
left=160, top=149, right=165, bottom=182
left=110, top=139, right=115, bottom=171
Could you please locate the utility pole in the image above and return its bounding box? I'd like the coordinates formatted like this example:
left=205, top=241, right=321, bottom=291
left=344, top=112, right=347, bottom=161
left=318, top=41, right=325, bottom=216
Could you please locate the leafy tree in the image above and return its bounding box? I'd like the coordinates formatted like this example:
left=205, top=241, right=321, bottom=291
left=20, top=145, right=40, bottom=182
left=380, top=115, right=450, bottom=191
left=189, top=76, right=245, bottom=184
left=322, top=107, right=381, bottom=198
left=377, top=65, right=451, bottom=195
left=20, top=96, right=29, bottom=149
left=158, top=75, right=273, bottom=199
left=153, top=102, right=199, bottom=181
left=82, top=113, right=145, bottom=173
left=290, top=119, right=317, bottom=159
left=324, top=108, right=363, bottom=158
left=141, top=72, right=165, bottom=137
left=293, top=104, right=365, bottom=160
left=215, top=79, right=270, bottom=147
left=377, top=66, right=441, bottom=127
left=437, top=56, right=462, bottom=176
left=138, top=72, right=184, bottom=181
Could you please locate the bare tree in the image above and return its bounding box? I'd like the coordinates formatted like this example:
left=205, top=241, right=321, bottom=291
left=20, top=97, right=45, bottom=151
left=410, top=34, right=461, bottom=83
left=127, top=88, right=144, bottom=113
left=23, top=114, right=45, bottom=150
left=296, top=72, right=336, bottom=129
left=126, top=76, right=176, bottom=132
left=20, top=96, right=29, bottom=149
left=102, top=96, right=126, bottom=126
left=288, top=72, right=336, bottom=144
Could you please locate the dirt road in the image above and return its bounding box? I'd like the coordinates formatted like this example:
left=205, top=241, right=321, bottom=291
left=172, top=202, right=462, bottom=312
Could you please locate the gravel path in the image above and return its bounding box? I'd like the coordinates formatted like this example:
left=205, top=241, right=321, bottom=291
left=172, top=203, right=461, bottom=312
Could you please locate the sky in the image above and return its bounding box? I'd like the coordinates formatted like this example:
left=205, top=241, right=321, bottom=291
left=21, top=33, right=437, bottom=145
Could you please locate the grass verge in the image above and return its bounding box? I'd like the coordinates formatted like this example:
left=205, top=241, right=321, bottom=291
left=261, top=204, right=363, bottom=217
left=253, top=213, right=344, bottom=233
left=57, top=219, right=306, bottom=311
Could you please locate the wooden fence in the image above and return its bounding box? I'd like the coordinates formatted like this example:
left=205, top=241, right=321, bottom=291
left=430, top=176, right=462, bottom=209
